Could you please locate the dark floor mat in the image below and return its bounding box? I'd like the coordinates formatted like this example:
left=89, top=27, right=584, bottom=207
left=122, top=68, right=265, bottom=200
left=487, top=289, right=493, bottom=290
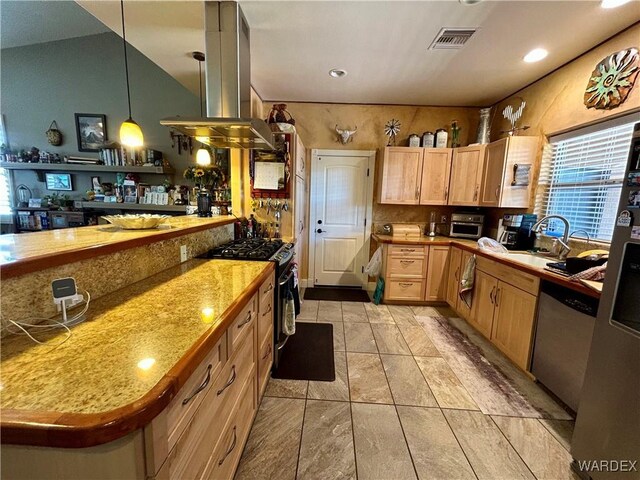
left=304, top=287, right=370, bottom=302
left=272, top=322, right=335, bottom=381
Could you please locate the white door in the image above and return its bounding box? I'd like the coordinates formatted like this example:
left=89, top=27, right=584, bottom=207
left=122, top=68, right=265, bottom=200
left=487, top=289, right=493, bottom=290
left=311, top=151, right=374, bottom=286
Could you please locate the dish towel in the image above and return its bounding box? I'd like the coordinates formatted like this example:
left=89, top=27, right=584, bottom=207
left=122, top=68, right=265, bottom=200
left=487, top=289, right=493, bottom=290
left=283, top=290, right=296, bottom=336
left=459, top=254, right=476, bottom=309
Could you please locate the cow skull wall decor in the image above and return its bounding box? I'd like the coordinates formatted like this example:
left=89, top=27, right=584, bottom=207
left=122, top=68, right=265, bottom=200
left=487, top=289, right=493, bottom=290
left=335, top=125, right=357, bottom=144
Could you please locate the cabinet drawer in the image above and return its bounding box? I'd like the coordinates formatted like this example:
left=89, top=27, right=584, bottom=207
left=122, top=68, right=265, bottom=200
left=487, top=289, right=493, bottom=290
left=166, top=334, right=226, bottom=451
left=159, top=326, right=255, bottom=480
left=386, top=256, right=426, bottom=278
left=476, top=256, right=540, bottom=296
left=388, top=245, right=428, bottom=257
left=204, top=372, right=257, bottom=480
left=385, top=279, right=425, bottom=301
left=258, top=327, right=273, bottom=400
left=259, top=276, right=275, bottom=306
left=258, top=295, right=273, bottom=349
left=228, top=295, right=257, bottom=356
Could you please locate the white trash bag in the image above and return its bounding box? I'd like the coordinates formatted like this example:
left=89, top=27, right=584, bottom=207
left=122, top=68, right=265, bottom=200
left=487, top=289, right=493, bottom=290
left=364, top=246, right=383, bottom=277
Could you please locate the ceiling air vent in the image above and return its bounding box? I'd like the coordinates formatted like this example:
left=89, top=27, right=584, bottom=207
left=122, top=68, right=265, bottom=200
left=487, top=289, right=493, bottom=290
left=429, top=28, right=477, bottom=50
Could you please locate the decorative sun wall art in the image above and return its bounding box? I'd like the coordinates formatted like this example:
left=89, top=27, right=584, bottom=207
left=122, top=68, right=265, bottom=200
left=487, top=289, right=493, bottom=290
left=584, top=47, right=639, bottom=110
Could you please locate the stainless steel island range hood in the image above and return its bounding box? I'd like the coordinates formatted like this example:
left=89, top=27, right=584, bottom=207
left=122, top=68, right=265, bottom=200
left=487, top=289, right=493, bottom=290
left=160, top=1, right=274, bottom=150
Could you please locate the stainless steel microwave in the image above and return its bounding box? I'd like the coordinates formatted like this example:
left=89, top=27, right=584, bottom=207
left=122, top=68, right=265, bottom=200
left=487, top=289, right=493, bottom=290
left=449, top=213, right=484, bottom=239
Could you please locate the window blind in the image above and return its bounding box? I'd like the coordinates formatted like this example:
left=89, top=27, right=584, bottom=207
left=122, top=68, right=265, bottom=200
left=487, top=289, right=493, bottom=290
left=536, top=120, right=635, bottom=242
left=0, top=168, right=11, bottom=215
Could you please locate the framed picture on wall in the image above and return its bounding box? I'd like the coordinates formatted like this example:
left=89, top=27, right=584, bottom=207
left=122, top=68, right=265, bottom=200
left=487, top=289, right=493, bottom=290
left=75, top=113, right=107, bottom=152
left=45, top=172, right=73, bottom=191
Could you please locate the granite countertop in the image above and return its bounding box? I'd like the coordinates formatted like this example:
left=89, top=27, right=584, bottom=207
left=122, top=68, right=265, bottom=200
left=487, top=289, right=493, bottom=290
left=0, top=215, right=235, bottom=279
left=0, top=258, right=274, bottom=447
left=372, top=234, right=601, bottom=298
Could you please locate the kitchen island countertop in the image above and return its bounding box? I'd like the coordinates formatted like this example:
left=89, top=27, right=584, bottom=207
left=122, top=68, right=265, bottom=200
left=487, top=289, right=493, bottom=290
left=372, top=234, right=601, bottom=298
left=0, top=215, right=235, bottom=279
left=0, top=258, right=274, bottom=447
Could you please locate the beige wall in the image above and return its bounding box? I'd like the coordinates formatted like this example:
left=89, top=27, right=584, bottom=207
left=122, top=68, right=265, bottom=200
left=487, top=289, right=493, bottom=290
left=492, top=23, right=640, bottom=139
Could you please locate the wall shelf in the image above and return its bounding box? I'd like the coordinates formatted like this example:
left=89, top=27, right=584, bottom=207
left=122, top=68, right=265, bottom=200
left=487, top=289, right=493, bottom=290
left=77, top=202, right=187, bottom=212
left=0, top=162, right=175, bottom=175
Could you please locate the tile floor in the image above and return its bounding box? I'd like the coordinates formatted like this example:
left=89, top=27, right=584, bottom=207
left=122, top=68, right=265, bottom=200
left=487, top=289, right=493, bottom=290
left=235, top=301, right=578, bottom=480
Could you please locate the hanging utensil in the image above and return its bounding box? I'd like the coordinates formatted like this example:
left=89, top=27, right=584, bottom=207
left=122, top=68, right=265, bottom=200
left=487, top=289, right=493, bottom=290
left=282, top=199, right=289, bottom=212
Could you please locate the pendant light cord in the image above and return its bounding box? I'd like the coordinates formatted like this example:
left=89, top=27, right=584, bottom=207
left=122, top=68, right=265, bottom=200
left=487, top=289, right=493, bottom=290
left=121, top=0, right=132, bottom=119
left=198, top=60, right=203, bottom=117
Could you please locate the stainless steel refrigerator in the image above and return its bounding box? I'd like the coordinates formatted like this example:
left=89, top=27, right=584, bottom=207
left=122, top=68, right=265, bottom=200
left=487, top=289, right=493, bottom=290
left=571, top=122, right=640, bottom=480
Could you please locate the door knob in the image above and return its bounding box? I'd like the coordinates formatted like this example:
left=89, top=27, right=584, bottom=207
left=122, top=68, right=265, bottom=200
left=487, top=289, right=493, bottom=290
left=317, top=229, right=324, bottom=233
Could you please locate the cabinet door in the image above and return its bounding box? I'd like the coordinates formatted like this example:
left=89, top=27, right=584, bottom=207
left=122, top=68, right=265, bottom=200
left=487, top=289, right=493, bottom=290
left=445, top=248, right=462, bottom=308
left=456, top=250, right=474, bottom=319
left=379, top=147, right=423, bottom=204
left=419, top=149, right=452, bottom=205
left=479, top=139, right=507, bottom=207
left=295, top=135, right=306, bottom=179
left=469, top=270, right=498, bottom=339
left=448, top=145, right=485, bottom=206
left=490, top=282, right=538, bottom=370
left=425, top=246, right=450, bottom=301
left=499, top=136, right=539, bottom=208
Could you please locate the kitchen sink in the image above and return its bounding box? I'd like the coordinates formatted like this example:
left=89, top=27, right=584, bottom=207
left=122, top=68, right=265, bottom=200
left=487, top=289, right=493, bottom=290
left=506, top=252, right=556, bottom=269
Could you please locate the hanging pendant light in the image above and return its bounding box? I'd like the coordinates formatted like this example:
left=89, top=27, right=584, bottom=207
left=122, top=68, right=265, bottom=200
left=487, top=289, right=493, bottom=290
left=193, top=51, right=211, bottom=166
left=119, top=0, right=144, bottom=147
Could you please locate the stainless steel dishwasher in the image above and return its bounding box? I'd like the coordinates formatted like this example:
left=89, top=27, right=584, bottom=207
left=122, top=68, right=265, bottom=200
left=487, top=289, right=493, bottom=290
left=531, top=280, right=599, bottom=412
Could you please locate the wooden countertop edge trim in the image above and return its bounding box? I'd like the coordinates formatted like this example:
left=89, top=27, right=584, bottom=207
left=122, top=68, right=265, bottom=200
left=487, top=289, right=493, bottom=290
left=0, top=262, right=275, bottom=449
left=372, top=234, right=600, bottom=299
left=0, top=218, right=236, bottom=280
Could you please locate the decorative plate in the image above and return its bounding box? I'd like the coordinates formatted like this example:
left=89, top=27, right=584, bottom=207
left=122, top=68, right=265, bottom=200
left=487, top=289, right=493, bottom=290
left=584, top=47, right=639, bottom=110
left=102, top=214, right=170, bottom=230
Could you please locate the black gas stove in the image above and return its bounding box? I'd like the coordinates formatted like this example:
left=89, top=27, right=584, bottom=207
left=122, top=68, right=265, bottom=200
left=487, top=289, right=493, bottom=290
left=199, top=238, right=294, bottom=266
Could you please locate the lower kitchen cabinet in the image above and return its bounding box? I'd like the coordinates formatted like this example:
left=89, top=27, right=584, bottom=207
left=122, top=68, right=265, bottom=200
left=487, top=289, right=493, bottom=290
left=469, top=269, right=498, bottom=339
left=490, top=282, right=538, bottom=370
left=445, top=247, right=462, bottom=307
left=425, top=246, right=449, bottom=301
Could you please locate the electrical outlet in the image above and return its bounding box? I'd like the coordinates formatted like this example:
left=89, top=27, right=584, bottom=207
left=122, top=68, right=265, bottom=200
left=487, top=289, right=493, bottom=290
left=441, top=215, right=447, bottom=223
left=180, top=245, right=187, bottom=263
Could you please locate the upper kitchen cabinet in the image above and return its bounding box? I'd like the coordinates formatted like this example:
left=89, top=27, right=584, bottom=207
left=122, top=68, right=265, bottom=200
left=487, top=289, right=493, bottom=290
left=419, top=148, right=452, bottom=205
left=479, top=136, right=539, bottom=208
left=378, top=147, right=423, bottom=204
left=448, top=145, right=486, bottom=206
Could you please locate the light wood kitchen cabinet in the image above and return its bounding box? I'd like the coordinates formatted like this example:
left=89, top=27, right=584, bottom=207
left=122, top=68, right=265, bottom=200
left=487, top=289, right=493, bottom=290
left=425, top=246, right=450, bottom=301
left=294, top=174, right=307, bottom=268
left=378, top=147, right=423, bottom=204
left=419, top=149, right=452, bottom=205
left=490, top=282, right=538, bottom=370
left=469, top=270, right=498, bottom=339
left=445, top=247, right=462, bottom=308
left=448, top=145, right=486, bottom=206
left=479, top=136, right=539, bottom=208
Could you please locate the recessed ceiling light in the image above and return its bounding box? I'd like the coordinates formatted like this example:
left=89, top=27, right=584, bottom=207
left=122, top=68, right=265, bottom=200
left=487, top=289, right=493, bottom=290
left=524, top=48, right=548, bottom=63
left=459, top=0, right=483, bottom=4
left=601, top=0, right=632, bottom=8
left=329, top=69, right=347, bottom=78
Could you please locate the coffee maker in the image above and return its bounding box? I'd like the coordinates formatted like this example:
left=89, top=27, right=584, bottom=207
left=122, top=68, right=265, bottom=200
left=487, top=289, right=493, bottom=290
left=497, top=214, right=537, bottom=250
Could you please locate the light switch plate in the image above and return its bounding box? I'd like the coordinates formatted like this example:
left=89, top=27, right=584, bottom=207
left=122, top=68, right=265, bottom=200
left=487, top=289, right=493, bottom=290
left=180, top=245, right=187, bottom=263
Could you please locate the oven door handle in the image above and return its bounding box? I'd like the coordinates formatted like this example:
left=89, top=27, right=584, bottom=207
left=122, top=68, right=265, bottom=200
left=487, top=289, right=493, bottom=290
left=279, top=269, right=294, bottom=287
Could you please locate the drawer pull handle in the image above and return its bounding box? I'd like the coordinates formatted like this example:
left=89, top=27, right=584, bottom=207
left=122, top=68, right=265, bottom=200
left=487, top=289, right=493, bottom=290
left=399, top=282, right=413, bottom=287
left=262, top=305, right=272, bottom=317
left=262, top=343, right=272, bottom=360
left=264, top=283, right=273, bottom=294
left=400, top=248, right=415, bottom=252
left=495, top=288, right=501, bottom=307
left=217, top=366, right=236, bottom=396
left=237, top=311, right=252, bottom=328
left=400, top=260, right=415, bottom=265
left=489, top=286, right=496, bottom=304
left=182, top=364, right=212, bottom=406
left=218, top=426, right=237, bottom=466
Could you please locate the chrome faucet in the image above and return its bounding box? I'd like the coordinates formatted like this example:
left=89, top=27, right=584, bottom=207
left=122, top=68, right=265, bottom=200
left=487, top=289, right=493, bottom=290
left=531, top=215, right=572, bottom=260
